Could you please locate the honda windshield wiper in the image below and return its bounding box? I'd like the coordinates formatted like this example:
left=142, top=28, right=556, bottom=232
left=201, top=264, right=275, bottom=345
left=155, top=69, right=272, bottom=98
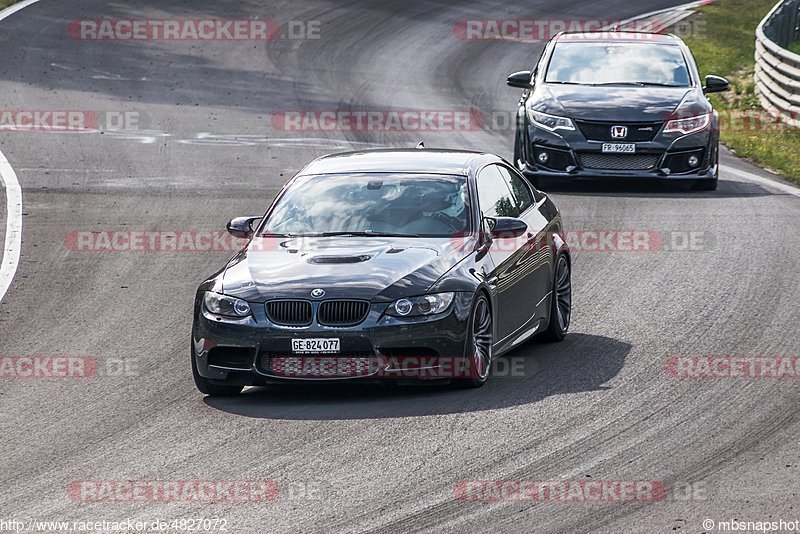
left=320, top=231, right=420, bottom=237
left=591, top=81, right=682, bottom=87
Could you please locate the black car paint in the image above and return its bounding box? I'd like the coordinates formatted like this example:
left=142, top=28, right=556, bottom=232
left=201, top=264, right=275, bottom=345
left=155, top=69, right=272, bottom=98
left=509, top=32, right=727, bottom=184
left=192, top=150, right=569, bottom=386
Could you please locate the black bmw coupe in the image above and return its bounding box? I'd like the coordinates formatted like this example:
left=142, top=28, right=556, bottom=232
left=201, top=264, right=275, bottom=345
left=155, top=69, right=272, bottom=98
left=507, top=31, right=730, bottom=190
left=191, top=149, right=571, bottom=395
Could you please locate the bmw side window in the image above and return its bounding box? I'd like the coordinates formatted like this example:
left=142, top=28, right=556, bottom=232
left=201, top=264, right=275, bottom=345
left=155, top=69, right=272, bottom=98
left=476, top=165, right=519, bottom=218
left=496, top=165, right=535, bottom=213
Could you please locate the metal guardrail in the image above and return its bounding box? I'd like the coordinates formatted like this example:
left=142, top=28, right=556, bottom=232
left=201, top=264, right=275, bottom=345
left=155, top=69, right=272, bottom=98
left=755, top=0, right=800, bottom=127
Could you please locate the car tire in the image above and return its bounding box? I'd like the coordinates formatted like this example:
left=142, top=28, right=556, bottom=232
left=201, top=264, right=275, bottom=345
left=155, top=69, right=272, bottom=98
left=191, top=340, right=243, bottom=396
left=692, top=179, right=718, bottom=191
left=454, top=293, right=494, bottom=388
left=540, top=254, right=571, bottom=342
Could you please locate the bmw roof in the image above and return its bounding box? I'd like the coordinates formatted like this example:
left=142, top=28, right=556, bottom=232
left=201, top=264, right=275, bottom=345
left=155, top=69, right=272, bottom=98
left=299, top=148, right=499, bottom=176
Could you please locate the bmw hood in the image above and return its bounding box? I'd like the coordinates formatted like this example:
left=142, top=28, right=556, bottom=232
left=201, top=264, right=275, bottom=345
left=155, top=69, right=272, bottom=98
left=219, top=236, right=472, bottom=302
left=534, top=85, right=705, bottom=122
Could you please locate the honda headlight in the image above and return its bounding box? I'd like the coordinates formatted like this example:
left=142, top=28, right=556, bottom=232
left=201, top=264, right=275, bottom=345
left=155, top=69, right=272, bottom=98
left=526, top=108, right=575, bottom=132
left=204, top=292, right=252, bottom=317
left=386, top=293, right=455, bottom=317
left=664, top=113, right=711, bottom=135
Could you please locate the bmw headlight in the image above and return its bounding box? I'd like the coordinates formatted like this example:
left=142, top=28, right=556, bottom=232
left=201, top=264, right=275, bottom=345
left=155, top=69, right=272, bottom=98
left=526, top=107, right=575, bottom=132
left=664, top=112, right=711, bottom=135
left=204, top=292, right=252, bottom=317
left=386, top=293, right=455, bottom=317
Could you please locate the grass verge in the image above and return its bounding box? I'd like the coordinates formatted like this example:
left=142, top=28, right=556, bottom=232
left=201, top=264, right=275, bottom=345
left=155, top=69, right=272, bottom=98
left=683, top=0, right=800, bottom=184
left=0, top=0, right=21, bottom=9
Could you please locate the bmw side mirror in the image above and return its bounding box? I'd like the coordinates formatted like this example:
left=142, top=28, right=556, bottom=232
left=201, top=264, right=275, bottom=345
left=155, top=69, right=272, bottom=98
left=507, top=70, right=534, bottom=89
left=703, top=75, right=730, bottom=94
left=486, top=217, right=528, bottom=239
left=226, top=216, right=261, bottom=239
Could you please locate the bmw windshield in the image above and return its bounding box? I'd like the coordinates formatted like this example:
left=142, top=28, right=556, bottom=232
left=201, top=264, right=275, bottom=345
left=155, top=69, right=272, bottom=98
left=260, top=173, right=471, bottom=237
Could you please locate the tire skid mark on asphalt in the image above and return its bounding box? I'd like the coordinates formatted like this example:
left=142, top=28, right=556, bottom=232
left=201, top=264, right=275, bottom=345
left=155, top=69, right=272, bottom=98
left=353, top=385, right=799, bottom=534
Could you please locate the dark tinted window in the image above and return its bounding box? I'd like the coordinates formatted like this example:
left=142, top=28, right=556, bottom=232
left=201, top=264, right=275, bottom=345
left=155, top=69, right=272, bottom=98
left=496, top=166, right=535, bottom=212
left=546, top=42, right=691, bottom=87
left=261, top=173, right=470, bottom=237
left=476, top=166, right=519, bottom=218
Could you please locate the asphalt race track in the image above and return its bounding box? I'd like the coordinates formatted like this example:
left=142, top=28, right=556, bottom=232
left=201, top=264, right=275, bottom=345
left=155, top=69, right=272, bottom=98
left=1, top=0, right=799, bottom=532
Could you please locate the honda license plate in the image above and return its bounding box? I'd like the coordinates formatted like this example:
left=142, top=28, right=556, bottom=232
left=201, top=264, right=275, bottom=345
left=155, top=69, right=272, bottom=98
left=602, top=143, right=636, bottom=153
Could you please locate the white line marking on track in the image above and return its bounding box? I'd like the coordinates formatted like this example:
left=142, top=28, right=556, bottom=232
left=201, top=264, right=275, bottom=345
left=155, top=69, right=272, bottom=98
left=0, top=151, right=22, bottom=304
left=722, top=165, right=800, bottom=198
left=0, top=0, right=44, bottom=303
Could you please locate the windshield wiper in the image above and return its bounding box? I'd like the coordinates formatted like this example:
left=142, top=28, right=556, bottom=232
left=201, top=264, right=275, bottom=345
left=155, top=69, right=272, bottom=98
left=592, top=81, right=682, bottom=87
left=632, top=82, right=683, bottom=87
left=548, top=81, right=683, bottom=87
left=320, top=231, right=420, bottom=238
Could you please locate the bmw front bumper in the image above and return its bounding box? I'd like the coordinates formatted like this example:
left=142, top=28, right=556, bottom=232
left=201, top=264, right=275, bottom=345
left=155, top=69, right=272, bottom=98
left=192, top=293, right=475, bottom=385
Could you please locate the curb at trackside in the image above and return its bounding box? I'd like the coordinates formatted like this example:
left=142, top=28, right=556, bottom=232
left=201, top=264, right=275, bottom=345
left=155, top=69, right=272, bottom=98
left=607, top=0, right=716, bottom=31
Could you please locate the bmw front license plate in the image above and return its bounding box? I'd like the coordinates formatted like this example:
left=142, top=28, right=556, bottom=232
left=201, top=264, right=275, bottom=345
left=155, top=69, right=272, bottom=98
left=602, top=143, right=636, bottom=153
left=292, top=338, right=340, bottom=354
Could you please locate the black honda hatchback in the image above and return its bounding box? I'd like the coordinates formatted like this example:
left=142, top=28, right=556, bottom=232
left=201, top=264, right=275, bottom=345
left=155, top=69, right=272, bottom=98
left=507, top=31, right=729, bottom=190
